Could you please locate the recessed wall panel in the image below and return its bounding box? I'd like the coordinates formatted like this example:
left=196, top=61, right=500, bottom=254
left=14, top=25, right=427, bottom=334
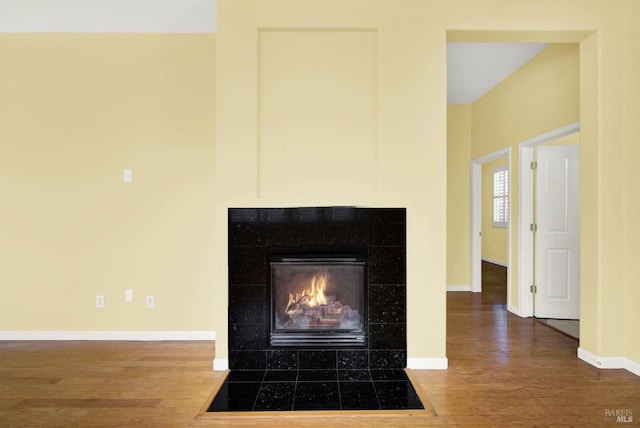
left=544, top=157, right=570, bottom=232
left=258, top=30, right=378, bottom=199
left=546, top=249, right=570, bottom=300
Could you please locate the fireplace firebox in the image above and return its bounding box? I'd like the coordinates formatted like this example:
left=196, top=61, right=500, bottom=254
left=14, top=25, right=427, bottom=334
left=269, top=255, right=366, bottom=347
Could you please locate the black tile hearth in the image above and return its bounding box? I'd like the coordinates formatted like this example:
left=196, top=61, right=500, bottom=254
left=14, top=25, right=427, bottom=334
left=294, top=381, right=341, bottom=410
left=254, top=382, right=296, bottom=411
left=207, top=381, right=261, bottom=412
left=338, top=369, right=371, bottom=381
left=374, top=380, right=424, bottom=410
left=297, top=369, right=337, bottom=382
left=339, top=381, right=379, bottom=410
left=263, top=370, right=297, bottom=382
left=206, top=369, right=425, bottom=412
left=225, top=370, right=265, bottom=382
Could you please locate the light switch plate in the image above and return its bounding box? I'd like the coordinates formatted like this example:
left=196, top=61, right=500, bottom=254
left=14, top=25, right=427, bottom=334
left=123, top=169, right=132, bottom=183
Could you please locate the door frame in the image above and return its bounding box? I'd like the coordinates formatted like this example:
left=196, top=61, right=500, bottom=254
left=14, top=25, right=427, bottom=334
left=470, top=148, right=511, bottom=301
left=517, top=121, right=580, bottom=317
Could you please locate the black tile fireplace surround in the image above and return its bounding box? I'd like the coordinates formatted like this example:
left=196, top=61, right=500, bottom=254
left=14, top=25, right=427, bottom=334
left=227, top=207, right=407, bottom=371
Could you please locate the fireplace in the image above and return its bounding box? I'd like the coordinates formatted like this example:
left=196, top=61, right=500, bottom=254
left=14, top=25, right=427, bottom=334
left=227, top=206, right=406, bottom=371
left=209, top=207, right=422, bottom=412
left=269, top=255, right=366, bottom=346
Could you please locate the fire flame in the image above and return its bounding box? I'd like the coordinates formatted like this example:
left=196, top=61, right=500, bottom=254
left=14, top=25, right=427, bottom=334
left=286, top=272, right=328, bottom=313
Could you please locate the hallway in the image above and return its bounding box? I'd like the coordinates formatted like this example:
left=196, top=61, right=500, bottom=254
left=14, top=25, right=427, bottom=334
left=409, top=262, right=639, bottom=426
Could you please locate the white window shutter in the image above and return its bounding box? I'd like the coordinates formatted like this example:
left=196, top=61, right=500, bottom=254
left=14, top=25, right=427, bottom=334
left=492, top=165, right=509, bottom=228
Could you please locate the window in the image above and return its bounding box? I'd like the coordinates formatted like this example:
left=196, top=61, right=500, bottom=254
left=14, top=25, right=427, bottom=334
left=493, top=165, right=509, bottom=228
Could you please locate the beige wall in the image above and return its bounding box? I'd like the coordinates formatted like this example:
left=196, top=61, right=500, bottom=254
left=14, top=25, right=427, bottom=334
left=258, top=30, right=379, bottom=199
left=541, top=132, right=579, bottom=147
left=216, top=0, right=449, bottom=363
left=216, top=0, right=637, bottom=366
left=0, top=0, right=637, bottom=369
left=447, top=105, right=471, bottom=286
left=482, top=158, right=508, bottom=265
left=0, top=34, right=216, bottom=331
left=622, top=0, right=640, bottom=365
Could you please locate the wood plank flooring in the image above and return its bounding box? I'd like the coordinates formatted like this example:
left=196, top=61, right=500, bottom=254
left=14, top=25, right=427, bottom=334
left=1, top=265, right=638, bottom=427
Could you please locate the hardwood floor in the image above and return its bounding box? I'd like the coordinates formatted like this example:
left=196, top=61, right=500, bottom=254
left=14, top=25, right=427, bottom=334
left=1, top=267, right=638, bottom=427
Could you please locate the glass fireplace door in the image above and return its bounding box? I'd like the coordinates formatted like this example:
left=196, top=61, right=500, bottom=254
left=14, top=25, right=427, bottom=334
left=270, top=258, right=366, bottom=347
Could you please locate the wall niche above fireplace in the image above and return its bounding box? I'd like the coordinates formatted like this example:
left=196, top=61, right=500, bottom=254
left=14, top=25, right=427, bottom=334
left=228, top=207, right=406, bottom=371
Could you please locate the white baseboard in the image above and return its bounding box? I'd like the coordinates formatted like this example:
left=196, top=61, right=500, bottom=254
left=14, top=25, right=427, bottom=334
left=578, top=347, right=640, bottom=376
left=213, top=358, right=229, bottom=371
left=507, top=304, right=523, bottom=317
left=481, top=257, right=507, bottom=267
left=626, top=358, right=640, bottom=376
left=0, top=331, right=216, bottom=341
left=447, top=285, right=471, bottom=292
left=407, top=357, right=448, bottom=370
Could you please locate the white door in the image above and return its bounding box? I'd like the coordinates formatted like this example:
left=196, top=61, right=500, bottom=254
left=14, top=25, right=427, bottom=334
left=534, top=145, right=580, bottom=319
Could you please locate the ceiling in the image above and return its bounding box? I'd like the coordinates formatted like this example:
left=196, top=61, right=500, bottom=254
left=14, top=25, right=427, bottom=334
left=447, top=43, right=549, bottom=104
left=0, top=2, right=548, bottom=106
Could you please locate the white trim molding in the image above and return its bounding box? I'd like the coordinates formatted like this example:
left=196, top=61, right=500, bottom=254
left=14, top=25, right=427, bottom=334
left=213, top=358, right=229, bottom=371
left=507, top=304, right=521, bottom=316
left=407, top=357, right=448, bottom=370
left=447, top=285, right=471, bottom=292
left=578, top=348, right=640, bottom=376
left=471, top=148, right=511, bottom=298
left=0, top=331, right=215, bottom=341
left=627, top=359, right=640, bottom=377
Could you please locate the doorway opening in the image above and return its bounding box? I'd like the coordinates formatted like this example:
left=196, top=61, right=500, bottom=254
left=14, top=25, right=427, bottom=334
left=446, top=29, right=596, bottom=370
left=517, top=122, right=580, bottom=318
left=470, top=148, right=511, bottom=305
